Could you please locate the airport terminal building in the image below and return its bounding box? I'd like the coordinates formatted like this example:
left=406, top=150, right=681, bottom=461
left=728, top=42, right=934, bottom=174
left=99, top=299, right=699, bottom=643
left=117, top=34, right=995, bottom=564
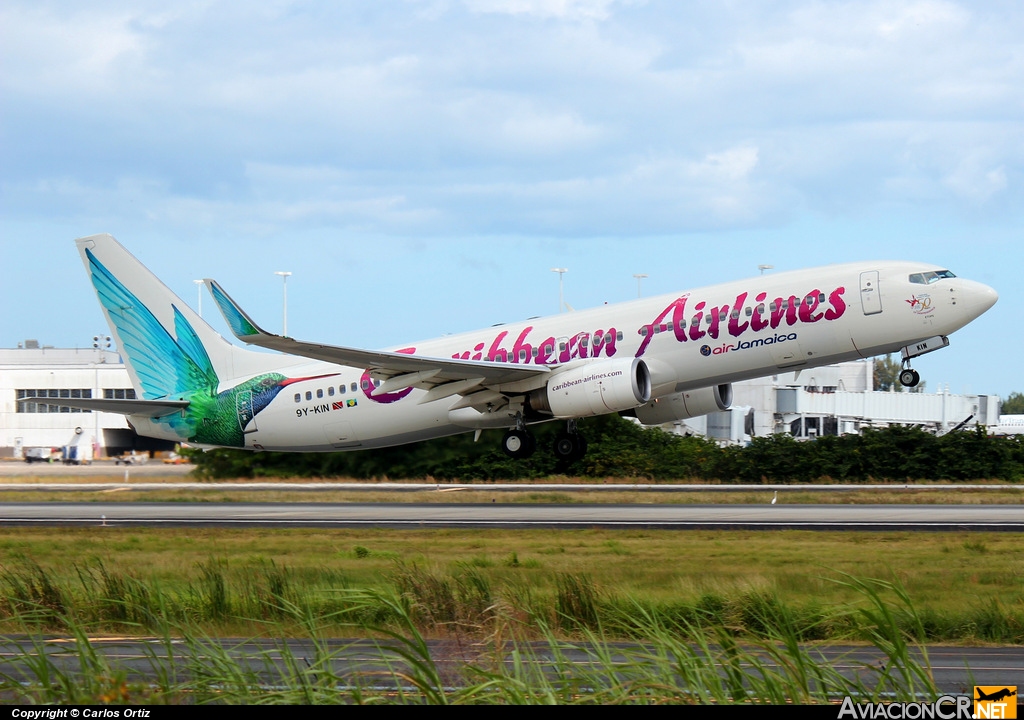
left=0, top=341, right=1006, bottom=457
left=684, top=360, right=1002, bottom=444
left=0, top=342, right=175, bottom=458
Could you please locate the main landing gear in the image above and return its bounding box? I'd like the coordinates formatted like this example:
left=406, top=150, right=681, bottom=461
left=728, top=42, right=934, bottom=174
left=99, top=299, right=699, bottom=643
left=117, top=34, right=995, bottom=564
left=553, top=419, right=587, bottom=463
left=502, top=413, right=537, bottom=459
left=501, top=428, right=536, bottom=459
left=501, top=416, right=588, bottom=462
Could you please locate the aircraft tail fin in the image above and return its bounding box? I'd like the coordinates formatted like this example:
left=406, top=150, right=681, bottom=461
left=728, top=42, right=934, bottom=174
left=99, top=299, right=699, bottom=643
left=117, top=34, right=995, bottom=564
left=76, top=234, right=286, bottom=400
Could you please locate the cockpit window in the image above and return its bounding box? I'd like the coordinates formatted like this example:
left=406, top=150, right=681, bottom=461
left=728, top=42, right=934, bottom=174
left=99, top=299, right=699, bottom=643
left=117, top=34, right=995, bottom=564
left=909, top=270, right=956, bottom=285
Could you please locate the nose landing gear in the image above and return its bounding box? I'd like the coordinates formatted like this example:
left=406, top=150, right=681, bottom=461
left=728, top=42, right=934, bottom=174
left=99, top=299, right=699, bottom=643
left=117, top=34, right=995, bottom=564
left=897, top=334, right=948, bottom=388
left=899, top=365, right=921, bottom=388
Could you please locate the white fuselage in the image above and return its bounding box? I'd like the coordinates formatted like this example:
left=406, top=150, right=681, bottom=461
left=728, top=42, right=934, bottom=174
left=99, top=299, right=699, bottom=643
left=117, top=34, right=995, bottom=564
left=994, top=416, right=1024, bottom=436
left=131, top=261, right=998, bottom=451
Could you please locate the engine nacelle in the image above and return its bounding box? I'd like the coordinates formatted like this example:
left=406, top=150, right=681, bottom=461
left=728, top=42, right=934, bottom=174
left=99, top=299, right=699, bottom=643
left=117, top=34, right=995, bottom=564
left=529, top=358, right=651, bottom=419
left=632, top=384, right=733, bottom=426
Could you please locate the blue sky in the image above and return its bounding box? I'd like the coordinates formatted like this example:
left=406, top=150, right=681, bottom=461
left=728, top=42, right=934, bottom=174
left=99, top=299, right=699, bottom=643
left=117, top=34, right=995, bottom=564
left=1, top=1, right=1021, bottom=399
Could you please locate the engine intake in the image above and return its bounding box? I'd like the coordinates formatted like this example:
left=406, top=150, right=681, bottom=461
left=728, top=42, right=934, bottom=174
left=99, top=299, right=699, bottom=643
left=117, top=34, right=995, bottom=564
left=529, top=358, right=651, bottom=419
left=632, top=384, right=733, bottom=426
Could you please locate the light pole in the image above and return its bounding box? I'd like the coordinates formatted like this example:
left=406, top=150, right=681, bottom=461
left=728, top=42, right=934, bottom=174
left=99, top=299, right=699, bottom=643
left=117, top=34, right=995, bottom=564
left=274, top=271, right=292, bottom=335
left=633, top=273, right=648, bottom=298
left=550, top=268, right=567, bottom=313
left=193, top=280, right=204, bottom=317
left=758, top=264, right=774, bottom=275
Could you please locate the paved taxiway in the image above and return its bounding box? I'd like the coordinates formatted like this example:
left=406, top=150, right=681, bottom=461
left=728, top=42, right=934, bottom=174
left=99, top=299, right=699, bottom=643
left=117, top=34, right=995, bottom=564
left=0, top=637, right=1019, bottom=693
left=1, top=501, right=1022, bottom=530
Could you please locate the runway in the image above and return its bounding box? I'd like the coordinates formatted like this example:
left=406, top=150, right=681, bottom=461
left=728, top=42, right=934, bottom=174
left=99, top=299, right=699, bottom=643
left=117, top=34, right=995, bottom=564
left=1, top=501, right=1022, bottom=530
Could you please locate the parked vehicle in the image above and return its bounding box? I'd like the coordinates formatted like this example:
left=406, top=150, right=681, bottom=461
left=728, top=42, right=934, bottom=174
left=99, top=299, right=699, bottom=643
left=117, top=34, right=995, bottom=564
left=162, top=452, right=190, bottom=464
left=113, top=450, right=148, bottom=465
left=24, top=447, right=57, bottom=463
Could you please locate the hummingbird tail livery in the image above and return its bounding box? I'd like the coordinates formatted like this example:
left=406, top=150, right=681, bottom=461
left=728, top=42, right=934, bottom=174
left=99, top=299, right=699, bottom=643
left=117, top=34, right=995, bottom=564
left=70, top=233, right=998, bottom=460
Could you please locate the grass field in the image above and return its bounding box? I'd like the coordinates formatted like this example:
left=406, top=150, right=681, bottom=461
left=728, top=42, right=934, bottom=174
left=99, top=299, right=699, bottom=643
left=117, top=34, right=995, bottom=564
left=1, top=526, right=1021, bottom=643
left=0, top=485, right=1022, bottom=505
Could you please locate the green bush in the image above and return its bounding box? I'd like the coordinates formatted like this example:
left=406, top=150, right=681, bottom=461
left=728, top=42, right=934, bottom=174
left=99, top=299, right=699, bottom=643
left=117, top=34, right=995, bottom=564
left=190, top=416, right=1024, bottom=482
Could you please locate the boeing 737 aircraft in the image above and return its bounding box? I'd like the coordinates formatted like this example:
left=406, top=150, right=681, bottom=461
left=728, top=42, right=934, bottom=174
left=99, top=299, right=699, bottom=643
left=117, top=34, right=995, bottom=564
left=67, top=234, right=997, bottom=460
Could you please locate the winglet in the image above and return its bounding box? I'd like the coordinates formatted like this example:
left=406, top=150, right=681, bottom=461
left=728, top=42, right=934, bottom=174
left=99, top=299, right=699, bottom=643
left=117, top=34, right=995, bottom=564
left=205, top=280, right=268, bottom=340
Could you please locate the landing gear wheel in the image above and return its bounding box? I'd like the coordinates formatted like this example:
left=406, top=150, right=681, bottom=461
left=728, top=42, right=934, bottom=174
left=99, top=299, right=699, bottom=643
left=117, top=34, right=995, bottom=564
left=899, top=368, right=921, bottom=388
left=502, top=429, right=536, bottom=459
left=553, top=432, right=588, bottom=462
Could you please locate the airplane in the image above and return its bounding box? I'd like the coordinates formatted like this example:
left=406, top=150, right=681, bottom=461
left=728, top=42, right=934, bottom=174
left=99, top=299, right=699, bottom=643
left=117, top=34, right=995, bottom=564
left=994, top=415, right=1024, bottom=436
left=65, top=234, right=998, bottom=460
left=975, top=687, right=1017, bottom=703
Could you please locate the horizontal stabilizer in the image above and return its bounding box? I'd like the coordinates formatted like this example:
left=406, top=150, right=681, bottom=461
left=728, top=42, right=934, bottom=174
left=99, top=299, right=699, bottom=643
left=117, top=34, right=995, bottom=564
left=30, top=397, right=190, bottom=417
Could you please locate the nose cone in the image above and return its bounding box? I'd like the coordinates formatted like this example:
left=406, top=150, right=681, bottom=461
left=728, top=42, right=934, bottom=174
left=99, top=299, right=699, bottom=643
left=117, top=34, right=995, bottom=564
left=962, top=280, right=998, bottom=319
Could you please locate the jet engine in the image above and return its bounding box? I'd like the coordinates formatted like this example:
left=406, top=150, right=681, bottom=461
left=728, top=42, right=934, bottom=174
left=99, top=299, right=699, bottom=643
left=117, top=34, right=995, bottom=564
left=631, top=384, right=733, bottom=426
left=528, top=358, right=651, bottom=418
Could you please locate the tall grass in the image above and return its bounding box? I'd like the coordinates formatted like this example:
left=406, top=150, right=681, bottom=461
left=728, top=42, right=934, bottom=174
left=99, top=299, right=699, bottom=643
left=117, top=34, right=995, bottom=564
left=1, top=557, right=1021, bottom=645
left=0, top=577, right=944, bottom=705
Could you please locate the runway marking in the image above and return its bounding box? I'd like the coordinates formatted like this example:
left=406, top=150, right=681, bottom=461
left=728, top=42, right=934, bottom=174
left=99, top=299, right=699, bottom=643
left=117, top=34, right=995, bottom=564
left=2, top=518, right=1023, bottom=531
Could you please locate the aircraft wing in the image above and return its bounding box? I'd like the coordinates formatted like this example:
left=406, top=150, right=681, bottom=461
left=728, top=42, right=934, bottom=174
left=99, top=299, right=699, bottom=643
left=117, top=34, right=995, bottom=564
left=205, top=280, right=551, bottom=394
left=23, top=397, right=189, bottom=417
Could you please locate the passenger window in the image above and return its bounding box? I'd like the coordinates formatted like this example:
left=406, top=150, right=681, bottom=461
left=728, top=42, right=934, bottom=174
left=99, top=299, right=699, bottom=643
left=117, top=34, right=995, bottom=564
left=294, top=393, right=301, bottom=403
left=350, top=382, right=357, bottom=392
left=616, top=331, right=623, bottom=341
left=317, top=389, right=323, bottom=399
left=305, top=391, right=312, bottom=401
left=340, top=385, right=346, bottom=394
left=328, top=387, right=335, bottom=397
left=360, top=379, right=369, bottom=390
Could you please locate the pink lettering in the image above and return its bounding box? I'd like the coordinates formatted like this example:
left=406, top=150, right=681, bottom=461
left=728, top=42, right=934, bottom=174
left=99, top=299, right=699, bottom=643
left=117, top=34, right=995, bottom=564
left=511, top=327, right=534, bottom=364
left=751, top=292, right=769, bottom=332
left=825, top=287, right=847, bottom=320
left=591, top=329, right=617, bottom=358
left=707, top=304, right=730, bottom=339
left=363, top=348, right=417, bottom=404
left=799, top=290, right=824, bottom=323
left=535, top=336, right=557, bottom=365
left=770, top=296, right=799, bottom=329
left=688, top=301, right=707, bottom=341
left=636, top=296, right=687, bottom=357
left=487, top=331, right=509, bottom=362
left=728, top=292, right=750, bottom=337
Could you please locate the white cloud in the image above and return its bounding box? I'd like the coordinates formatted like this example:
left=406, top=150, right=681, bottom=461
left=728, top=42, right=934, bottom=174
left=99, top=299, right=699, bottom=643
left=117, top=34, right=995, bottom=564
left=943, top=154, right=1009, bottom=204
left=463, top=0, right=621, bottom=21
